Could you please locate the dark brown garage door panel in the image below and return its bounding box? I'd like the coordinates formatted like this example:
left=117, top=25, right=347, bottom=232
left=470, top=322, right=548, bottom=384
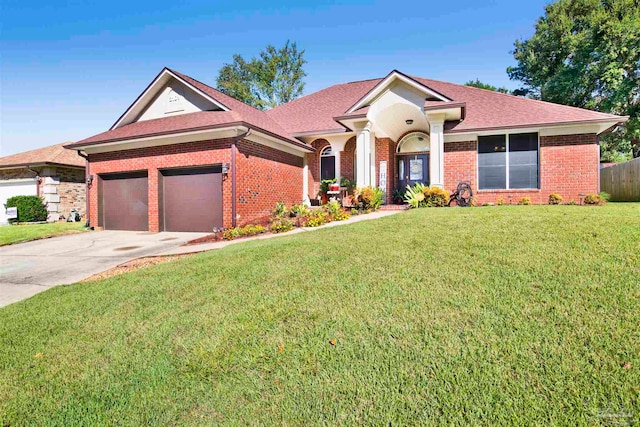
left=101, top=172, right=149, bottom=231
left=162, top=167, right=223, bottom=232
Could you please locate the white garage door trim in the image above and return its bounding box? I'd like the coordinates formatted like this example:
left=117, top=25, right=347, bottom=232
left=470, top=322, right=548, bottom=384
left=0, top=178, right=38, bottom=225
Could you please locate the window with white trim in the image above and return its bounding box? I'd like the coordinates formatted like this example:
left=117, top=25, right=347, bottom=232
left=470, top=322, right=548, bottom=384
left=320, top=146, right=336, bottom=181
left=478, top=132, right=539, bottom=190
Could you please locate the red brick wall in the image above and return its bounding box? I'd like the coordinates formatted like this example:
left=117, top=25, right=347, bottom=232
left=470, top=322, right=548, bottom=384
left=306, top=139, right=330, bottom=198
left=88, top=138, right=303, bottom=231
left=342, top=137, right=356, bottom=182
left=442, top=133, right=599, bottom=204
left=444, top=141, right=476, bottom=193
left=235, top=140, right=303, bottom=226
left=374, top=137, right=397, bottom=204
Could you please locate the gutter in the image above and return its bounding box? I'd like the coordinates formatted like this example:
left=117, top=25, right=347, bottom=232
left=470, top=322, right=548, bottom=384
left=77, top=150, right=91, bottom=228
left=231, top=128, right=251, bottom=228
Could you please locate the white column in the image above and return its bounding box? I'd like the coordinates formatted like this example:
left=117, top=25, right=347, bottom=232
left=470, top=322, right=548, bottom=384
left=356, top=123, right=372, bottom=187
left=427, top=113, right=445, bottom=188
left=369, top=131, right=376, bottom=187
left=334, top=150, right=341, bottom=183
left=302, top=156, right=310, bottom=206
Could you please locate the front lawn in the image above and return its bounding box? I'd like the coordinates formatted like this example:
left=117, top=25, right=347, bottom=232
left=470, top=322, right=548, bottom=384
left=1, top=205, right=638, bottom=425
left=0, top=222, right=87, bottom=246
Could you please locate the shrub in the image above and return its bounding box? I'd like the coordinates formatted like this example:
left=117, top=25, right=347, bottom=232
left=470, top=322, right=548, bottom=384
left=4, top=195, right=48, bottom=223
left=584, top=193, right=605, bottom=205
left=354, top=186, right=384, bottom=210
left=222, top=224, right=266, bottom=240
left=423, top=186, right=449, bottom=207
left=333, top=209, right=350, bottom=221
left=565, top=200, right=578, bottom=205
left=403, top=183, right=426, bottom=208
left=323, top=200, right=342, bottom=217
left=518, top=197, right=531, bottom=205
left=269, top=217, right=294, bottom=233
left=496, top=197, right=505, bottom=206
left=305, top=210, right=330, bottom=227
left=599, top=191, right=611, bottom=202
left=271, top=201, right=288, bottom=218
left=289, top=204, right=310, bottom=218
left=404, top=184, right=449, bottom=208
left=548, top=193, right=563, bottom=205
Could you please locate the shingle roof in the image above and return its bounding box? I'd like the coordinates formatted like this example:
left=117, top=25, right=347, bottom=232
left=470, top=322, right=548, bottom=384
left=69, top=68, right=309, bottom=150
left=69, top=68, right=626, bottom=153
left=266, top=75, right=624, bottom=134
left=0, top=142, right=85, bottom=168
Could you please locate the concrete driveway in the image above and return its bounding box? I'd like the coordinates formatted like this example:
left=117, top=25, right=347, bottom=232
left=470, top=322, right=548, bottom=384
left=0, top=230, right=207, bottom=307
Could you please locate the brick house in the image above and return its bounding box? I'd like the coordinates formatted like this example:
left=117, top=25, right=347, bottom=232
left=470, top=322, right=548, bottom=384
left=0, top=142, right=86, bottom=224
left=66, top=68, right=627, bottom=232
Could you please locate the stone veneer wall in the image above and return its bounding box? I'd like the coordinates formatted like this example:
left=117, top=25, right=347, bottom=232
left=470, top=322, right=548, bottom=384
left=0, top=166, right=86, bottom=221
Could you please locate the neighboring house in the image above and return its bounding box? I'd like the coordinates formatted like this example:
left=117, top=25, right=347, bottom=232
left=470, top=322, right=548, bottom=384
left=66, top=68, right=627, bottom=232
left=0, top=142, right=86, bottom=224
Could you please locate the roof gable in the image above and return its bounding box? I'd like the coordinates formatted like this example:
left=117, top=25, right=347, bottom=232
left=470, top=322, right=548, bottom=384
left=345, top=70, right=451, bottom=114
left=111, top=68, right=230, bottom=130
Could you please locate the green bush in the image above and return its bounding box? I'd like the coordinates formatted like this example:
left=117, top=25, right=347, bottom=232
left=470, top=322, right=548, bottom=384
left=269, top=217, right=294, bottom=233
left=4, top=195, right=48, bottom=223
left=222, top=224, right=266, bottom=240
left=599, top=191, right=611, bottom=202
left=289, top=204, right=310, bottom=218
left=271, top=201, right=288, bottom=218
left=548, top=193, right=563, bottom=205
left=323, top=200, right=342, bottom=217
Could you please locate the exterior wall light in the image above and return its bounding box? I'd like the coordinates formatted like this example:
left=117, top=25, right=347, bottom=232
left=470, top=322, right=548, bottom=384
left=86, top=175, right=94, bottom=186
left=222, top=163, right=230, bottom=176
left=406, top=119, right=413, bottom=125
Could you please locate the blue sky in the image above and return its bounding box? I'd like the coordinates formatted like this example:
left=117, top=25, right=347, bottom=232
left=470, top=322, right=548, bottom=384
left=0, top=0, right=549, bottom=156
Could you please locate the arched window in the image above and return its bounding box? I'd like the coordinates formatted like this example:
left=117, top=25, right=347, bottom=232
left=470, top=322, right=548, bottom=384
left=320, top=146, right=335, bottom=180
left=397, top=132, right=430, bottom=153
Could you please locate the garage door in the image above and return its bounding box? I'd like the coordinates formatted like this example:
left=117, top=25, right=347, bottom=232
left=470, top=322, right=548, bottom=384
left=161, top=167, right=222, bottom=232
left=0, top=179, right=38, bottom=225
left=100, top=172, right=148, bottom=231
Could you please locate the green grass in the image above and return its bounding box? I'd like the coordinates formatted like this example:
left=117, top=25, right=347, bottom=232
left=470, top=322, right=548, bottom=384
left=0, top=222, right=87, bottom=246
left=1, top=205, right=639, bottom=425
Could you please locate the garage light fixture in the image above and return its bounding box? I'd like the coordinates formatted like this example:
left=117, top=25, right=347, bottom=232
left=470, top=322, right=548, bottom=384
left=222, top=163, right=230, bottom=176
left=86, top=175, right=94, bottom=186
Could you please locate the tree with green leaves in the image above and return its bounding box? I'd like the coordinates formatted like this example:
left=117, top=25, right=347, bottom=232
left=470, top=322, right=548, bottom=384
left=507, top=0, right=640, bottom=161
left=216, top=41, right=306, bottom=110
left=465, top=79, right=511, bottom=94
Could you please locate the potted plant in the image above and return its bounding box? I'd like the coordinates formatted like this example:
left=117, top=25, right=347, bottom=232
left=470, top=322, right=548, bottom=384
left=319, top=179, right=335, bottom=204
left=393, top=188, right=405, bottom=205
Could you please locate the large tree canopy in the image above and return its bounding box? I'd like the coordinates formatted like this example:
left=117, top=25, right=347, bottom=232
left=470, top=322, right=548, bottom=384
left=216, top=41, right=306, bottom=111
left=507, top=0, right=640, bottom=160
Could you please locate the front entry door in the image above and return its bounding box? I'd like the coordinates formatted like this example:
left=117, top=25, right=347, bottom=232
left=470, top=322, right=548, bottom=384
left=397, top=154, right=429, bottom=190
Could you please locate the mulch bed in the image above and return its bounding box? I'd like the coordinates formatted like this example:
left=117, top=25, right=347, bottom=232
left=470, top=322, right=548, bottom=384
left=81, top=254, right=193, bottom=282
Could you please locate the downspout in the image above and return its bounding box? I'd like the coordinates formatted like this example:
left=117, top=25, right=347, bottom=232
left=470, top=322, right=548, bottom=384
left=77, top=151, right=91, bottom=228
left=231, top=128, right=251, bottom=228
left=26, top=166, right=41, bottom=196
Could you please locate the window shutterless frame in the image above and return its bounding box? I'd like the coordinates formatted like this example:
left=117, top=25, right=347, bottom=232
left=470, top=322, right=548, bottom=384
left=477, top=132, right=540, bottom=190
